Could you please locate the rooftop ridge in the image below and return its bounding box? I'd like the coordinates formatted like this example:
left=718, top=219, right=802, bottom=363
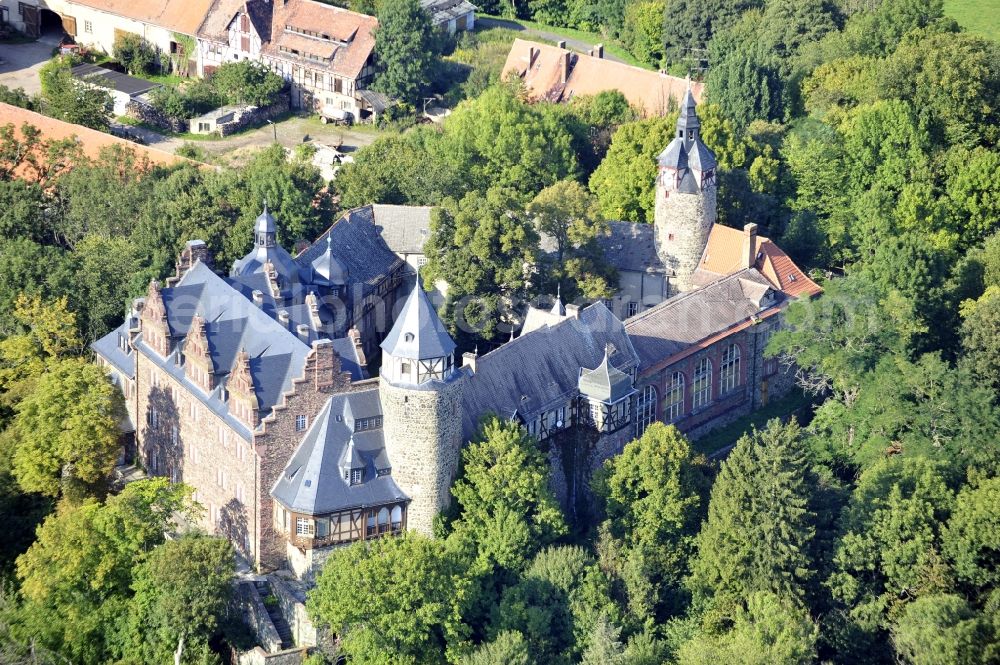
left=624, top=267, right=762, bottom=325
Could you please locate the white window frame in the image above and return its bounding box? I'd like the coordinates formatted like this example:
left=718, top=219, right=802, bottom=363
left=635, top=385, right=657, bottom=437
left=692, top=358, right=712, bottom=409
left=295, top=414, right=308, bottom=432
left=720, top=344, right=740, bottom=394
left=665, top=371, right=685, bottom=421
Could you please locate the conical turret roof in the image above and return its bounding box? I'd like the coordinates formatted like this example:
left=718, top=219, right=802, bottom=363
left=380, top=282, right=455, bottom=360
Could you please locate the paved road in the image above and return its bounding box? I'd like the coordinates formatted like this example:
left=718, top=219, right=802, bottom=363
left=477, top=17, right=626, bottom=64
left=0, top=40, right=54, bottom=95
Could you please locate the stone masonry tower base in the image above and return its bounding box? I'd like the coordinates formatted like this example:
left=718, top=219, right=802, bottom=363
left=379, top=377, right=464, bottom=535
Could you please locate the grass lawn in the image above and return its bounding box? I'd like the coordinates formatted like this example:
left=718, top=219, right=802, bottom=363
left=478, top=14, right=647, bottom=69
left=944, top=0, right=1000, bottom=40
left=690, top=388, right=816, bottom=458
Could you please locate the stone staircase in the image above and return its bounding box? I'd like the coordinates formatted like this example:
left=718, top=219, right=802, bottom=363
left=256, top=581, right=293, bottom=650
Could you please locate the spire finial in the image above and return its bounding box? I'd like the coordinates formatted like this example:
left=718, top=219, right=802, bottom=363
left=509, top=326, right=515, bottom=342
left=263, top=198, right=268, bottom=214
left=326, top=232, right=333, bottom=249
left=556, top=283, right=561, bottom=299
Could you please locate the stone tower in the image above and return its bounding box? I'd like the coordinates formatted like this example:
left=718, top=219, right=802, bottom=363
left=653, top=84, right=718, bottom=292
left=378, top=283, right=464, bottom=535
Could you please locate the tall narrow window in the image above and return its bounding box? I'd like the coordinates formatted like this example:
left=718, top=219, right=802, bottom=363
left=720, top=344, right=741, bottom=393
left=692, top=358, right=712, bottom=409
left=665, top=371, right=685, bottom=421
left=295, top=415, right=307, bottom=432
left=634, top=385, right=657, bottom=437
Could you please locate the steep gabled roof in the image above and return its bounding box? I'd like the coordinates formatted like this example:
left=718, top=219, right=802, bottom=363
left=461, top=302, right=638, bottom=441
left=594, top=221, right=665, bottom=274
left=693, top=224, right=821, bottom=298
left=72, top=0, right=214, bottom=34
left=502, top=38, right=703, bottom=117
left=271, top=389, right=406, bottom=515
left=380, top=282, right=455, bottom=360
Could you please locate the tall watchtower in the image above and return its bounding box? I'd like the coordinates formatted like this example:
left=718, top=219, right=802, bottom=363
left=378, top=283, right=464, bottom=535
left=653, top=85, right=718, bottom=292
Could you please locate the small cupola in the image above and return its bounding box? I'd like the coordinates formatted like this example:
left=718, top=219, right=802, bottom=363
left=310, top=234, right=348, bottom=286
left=578, top=347, right=636, bottom=432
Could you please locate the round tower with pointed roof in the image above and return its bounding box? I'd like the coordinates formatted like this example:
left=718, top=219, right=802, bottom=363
left=378, top=282, right=464, bottom=535
left=654, top=84, right=718, bottom=293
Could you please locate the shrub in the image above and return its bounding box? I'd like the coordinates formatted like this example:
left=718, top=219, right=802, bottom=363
left=113, top=33, right=157, bottom=76
left=211, top=61, right=284, bottom=107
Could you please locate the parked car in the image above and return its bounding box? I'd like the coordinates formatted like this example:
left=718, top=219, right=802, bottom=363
left=319, top=106, right=354, bottom=125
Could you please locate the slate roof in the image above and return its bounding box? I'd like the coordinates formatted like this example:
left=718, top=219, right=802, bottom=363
left=380, top=282, right=455, bottom=360
left=461, top=302, right=638, bottom=440
left=296, top=206, right=404, bottom=299
left=114, top=262, right=315, bottom=439
left=93, top=321, right=137, bottom=379
left=595, top=222, right=666, bottom=274
left=371, top=204, right=433, bottom=255
left=624, top=268, right=781, bottom=370
left=271, top=389, right=407, bottom=515
left=579, top=351, right=634, bottom=403
left=502, top=38, right=703, bottom=117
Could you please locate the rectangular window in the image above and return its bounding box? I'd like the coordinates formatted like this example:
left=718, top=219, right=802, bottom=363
left=170, top=426, right=178, bottom=446
left=350, top=468, right=363, bottom=485
left=334, top=77, right=342, bottom=94
left=315, top=517, right=328, bottom=538
left=84, top=20, right=92, bottom=34
left=296, top=517, right=313, bottom=536
left=295, top=415, right=308, bottom=432
left=627, top=301, right=640, bottom=318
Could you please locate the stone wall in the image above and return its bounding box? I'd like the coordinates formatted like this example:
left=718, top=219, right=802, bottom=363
left=238, top=647, right=308, bottom=665
left=379, top=374, right=465, bottom=535
left=653, top=184, right=717, bottom=292
left=134, top=351, right=259, bottom=560
left=253, top=348, right=358, bottom=571
left=218, top=95, right=290, bottom=137
left=271, top=575, right=318, bottom=648
left=235, top=581, right=283, bottom=654
left=125, top=98, right=188, bottom=133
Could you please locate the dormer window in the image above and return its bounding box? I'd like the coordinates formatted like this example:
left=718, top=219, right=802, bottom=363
left=295, top=414, right=308, bottom=432
left=350, top=468, right=363, bottom=485
left=404, top=332, right=414, bottom=342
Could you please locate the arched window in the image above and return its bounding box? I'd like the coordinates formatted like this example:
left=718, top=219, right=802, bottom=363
left=634, top=385, right=657, bottom=437
left=720, top=344, right=740, bottom=393
left=390, top=505, right=403, bottom=532
left=692, top=358, right=712, bottom=409
left=665, top=372, right=685, bottom=422
left=377, top=507, right=390, bottom=534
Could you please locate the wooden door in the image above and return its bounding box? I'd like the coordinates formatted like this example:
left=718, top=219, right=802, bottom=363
left=21, top=5, right=39, bottom=37
left=61, top=14, right=76, bottom=37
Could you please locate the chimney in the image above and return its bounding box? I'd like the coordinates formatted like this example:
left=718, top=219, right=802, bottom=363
left=565, top=303, right=581, bottom=319
left=743, top=223, right=758, bottom=269
left=556, top=39, right=566, bottom=49
left=462, top=351, right=477, bottom=373
left=169, top=239, right=213, bottom=286
left=252, top=290, right=264, bottom=307
left=594, top=43, right=604, bottom=59
left=278, top=309, right=291, bottom=327
left=348, top=326, right=367, bottom=371
left=296, top=324, right=311, bottom=341
left=561, top=51, right=571, bottom=84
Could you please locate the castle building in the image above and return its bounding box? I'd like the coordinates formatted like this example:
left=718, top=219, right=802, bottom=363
left=94, top=98, right=819, bottom=578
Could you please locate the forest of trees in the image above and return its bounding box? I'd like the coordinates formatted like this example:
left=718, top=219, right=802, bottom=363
left=0, top=0, right=998, bottom=661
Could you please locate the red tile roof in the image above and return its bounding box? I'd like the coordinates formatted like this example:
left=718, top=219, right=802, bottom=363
left=72, top=0, right=215, bottom=35
left=0, top=103, right=192, bottom=178
left=694, top=224, right=822, bottom=299
left=502, top=38, right=704, bottom=117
